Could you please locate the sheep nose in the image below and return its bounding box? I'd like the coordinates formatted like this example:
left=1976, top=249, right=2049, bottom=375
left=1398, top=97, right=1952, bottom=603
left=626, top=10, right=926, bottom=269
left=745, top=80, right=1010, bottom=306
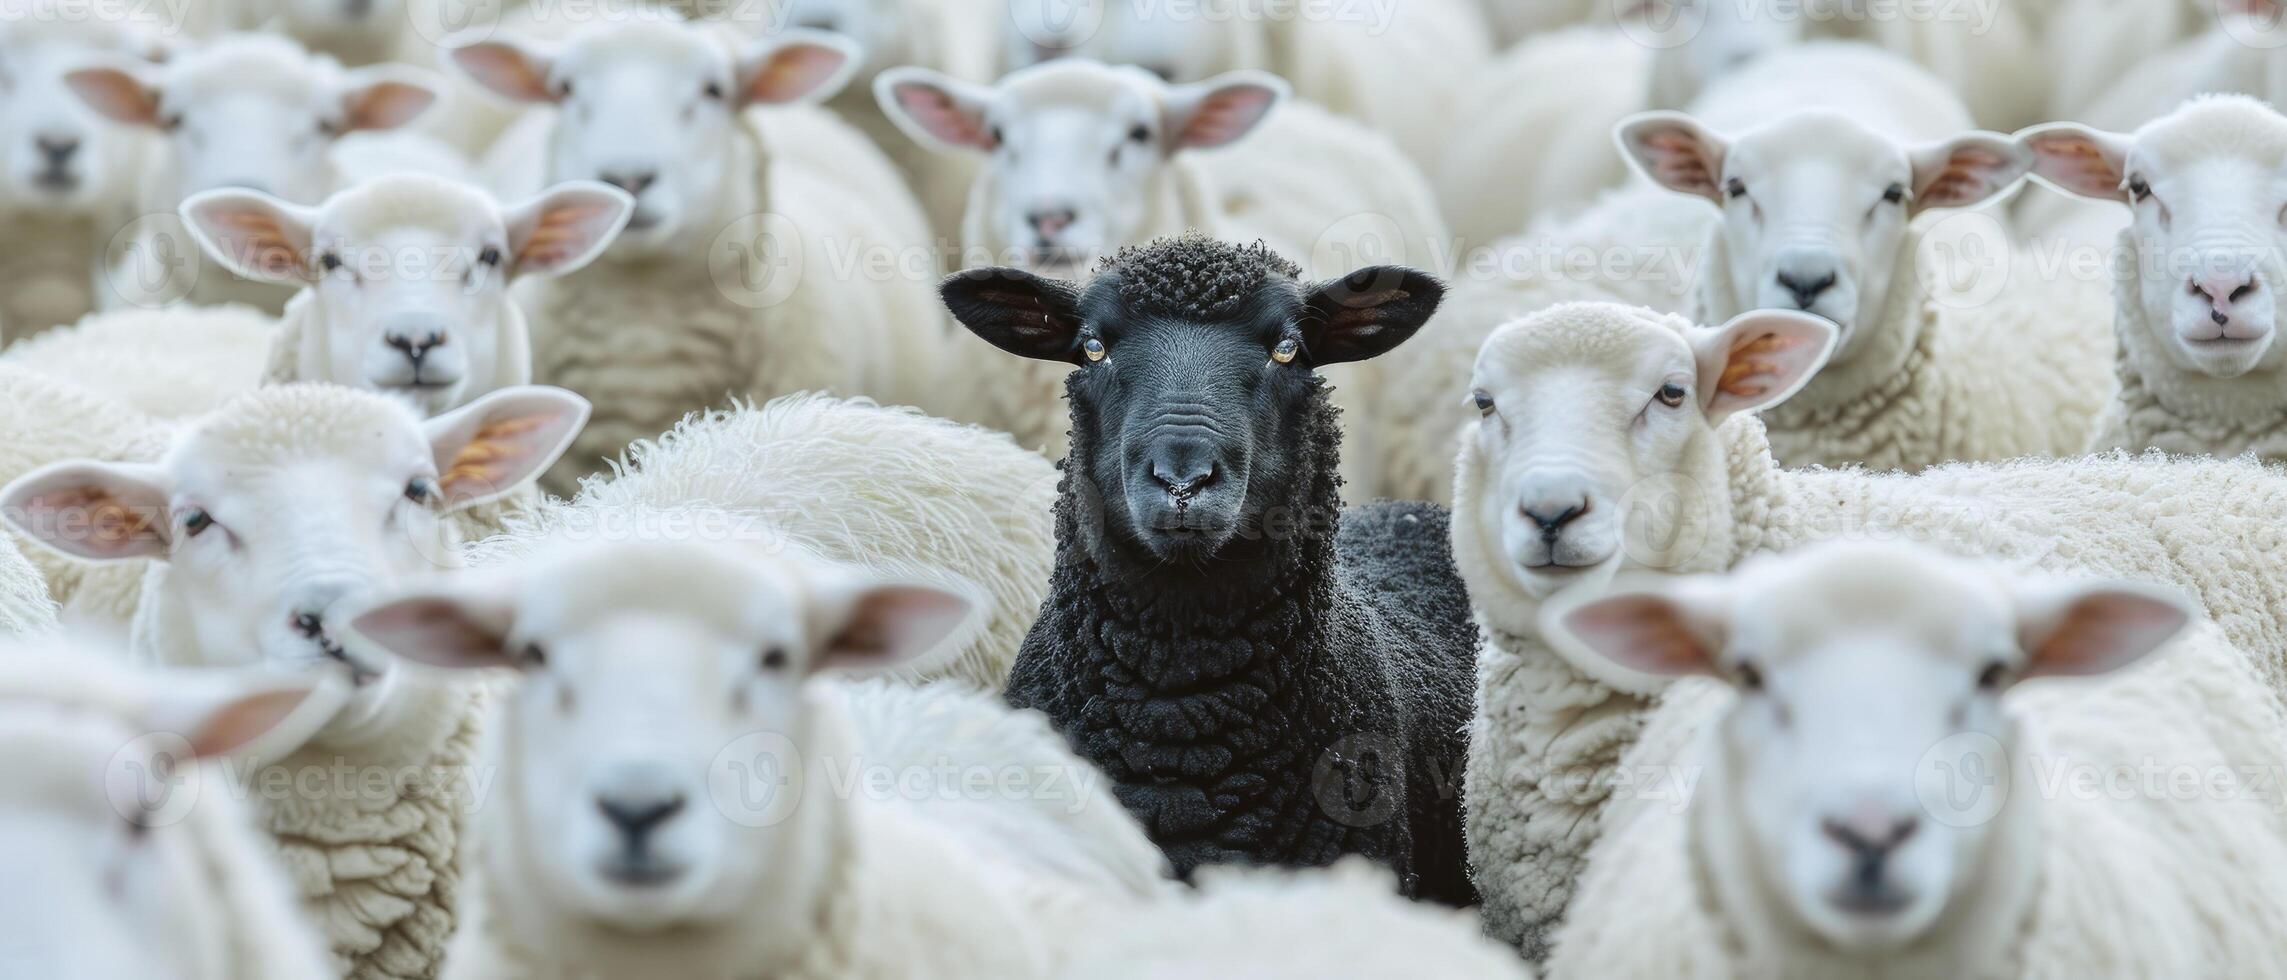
left=1149, top=458, right=1217, bottom=499
left=2189, top=271, right=2260, bottom=323
left=1821, top=812, right=1920, bottom=867
left=1519, top=497, right=1589, bottom=540
left=598, top=170, right=657, bottom=197
left=1775, top=269, right=1838, bottom=310
left=384, top=329, right=447, bottom=363
left=34, top=134, right=78, bottom=164
left=1027, top=207, right=1078, bottom=241
left=597, top=790, right=687, bottom=844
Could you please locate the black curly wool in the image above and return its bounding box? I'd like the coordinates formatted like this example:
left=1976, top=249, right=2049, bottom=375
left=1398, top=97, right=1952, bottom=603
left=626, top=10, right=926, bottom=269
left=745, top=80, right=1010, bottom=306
left=1004, top=240, right=1479, bottom=906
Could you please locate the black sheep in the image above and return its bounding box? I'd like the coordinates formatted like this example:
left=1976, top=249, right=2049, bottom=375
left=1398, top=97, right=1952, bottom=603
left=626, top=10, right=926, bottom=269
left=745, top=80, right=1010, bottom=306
left=940, top=234, right=1480, bottom=905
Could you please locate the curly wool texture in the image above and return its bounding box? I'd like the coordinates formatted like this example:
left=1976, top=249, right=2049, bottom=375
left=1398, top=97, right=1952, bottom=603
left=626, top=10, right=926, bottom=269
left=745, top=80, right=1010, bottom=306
left=0, top=533, right=56, bottom=636
left=1704, top=223, right=2116, bottom=472
left=2, top=304, right=274, bottom=420
left=462, top=394, right=1057, bottom=688
left=1103, top=234, right=1301, bottom=319
left=1549, top=619, right=2287, bottom=979
left=516, top=68, right=946, bottom=494
left=0, top=366, right=172, bottom=625
left=449, top=679, right=1166, bottom=980
left=1056, top=858, right=1531, bottom=979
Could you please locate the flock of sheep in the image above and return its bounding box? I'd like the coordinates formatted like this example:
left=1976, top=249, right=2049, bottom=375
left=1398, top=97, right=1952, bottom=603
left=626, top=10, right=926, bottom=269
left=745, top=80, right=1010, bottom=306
left=3, top=0, right=2287, bottom=976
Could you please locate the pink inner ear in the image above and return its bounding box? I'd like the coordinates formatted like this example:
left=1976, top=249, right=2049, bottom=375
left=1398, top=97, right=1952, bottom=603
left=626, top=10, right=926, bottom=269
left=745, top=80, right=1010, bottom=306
left=65, top=68, right=160, bottom=126
left=1639, top=128, right=1719, bottom=197
left=345, top=81, right=436, bottom=132
left=518, top=196, right=619, bottom=271
left=1564, top=595, right=1713, bottom=677
left=1176, top=86, right=1275, bottom=148
left=352, top=599, right=509, bottom=670
left=184, top=688, right=311, bottom=759
left=453, top=43, right=554, bottom=103
left=1922, top=147, right=2010, bottom=206
left=2028, top=134, right=2126, bottom=199
left=22, top=483, right=165, bottom=557
left=1717, top=331, right=1806, bottom=400
left=893, top=82, right=992, bottom=149
left=746, top=44, right=847, bottom=104
left=201, top=205, right=305, bottom=278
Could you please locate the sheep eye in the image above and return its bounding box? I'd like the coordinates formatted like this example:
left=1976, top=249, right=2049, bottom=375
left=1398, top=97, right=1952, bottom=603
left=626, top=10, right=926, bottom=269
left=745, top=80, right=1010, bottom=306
left=1736, top=661, right=1764, bottom=691
left=1128, top=124, right=1149, bottom=144
left=1725, top=177, right=1746, bottom=199
left=1471, top=388, right=1495, bottom=416
left=478, top=246, right=501, bottom=267
left=555, top=80, right=573, bottom=98
left=1977, top=660, right=2008, bottom=691
left=520, top=642, right=547, bottom=668
left=1271, top=337, right=1300, bottom=364
left=403, top=478, right=433, bottom=504
left=159, top=112, right=182, bottom=131
left=1655, top=382, right=1688, bottom=408
left=989, top=125, right=1004, bottom=147
left=2128, top=176, right=2151, bottom=201
left=703, top=81, right=724, bottom=100
left=1082, top=337, right=1106, bottom=362
left=320, top=252, right=343, bottom=272
left=760, top=647, right=788, bottom=671
left=181, top=509, right=214, bottom=537
left=1882, top=182, right=1905, bottom=205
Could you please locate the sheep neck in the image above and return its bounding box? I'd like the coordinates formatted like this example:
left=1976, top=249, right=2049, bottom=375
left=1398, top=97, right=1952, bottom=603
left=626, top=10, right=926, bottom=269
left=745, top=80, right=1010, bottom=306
left=2108, top=232, right=2287, bottom=460
left=1757, top=224, right=1933, bottom=425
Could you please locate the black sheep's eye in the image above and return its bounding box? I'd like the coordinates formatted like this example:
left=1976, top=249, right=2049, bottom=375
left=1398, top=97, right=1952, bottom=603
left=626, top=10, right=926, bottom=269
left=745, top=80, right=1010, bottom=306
left=1127, top=124, right=1149, bottom=143
left=181, top=509, right=213, bottom=537
left=2128, top=175, right=2151, bottom=201
left=320, top=252, right=343, bottom=272
left=1082, top=337, right=1106, bottom=362
left=404, top=478, right=433, bottom=504
left=703, top=81, right=724, bottom=100
left=1882, top=182, right=1905, bottom=205
left=1737, top=661, right=1764, bottom=691
left=1271, top=337, right=1300, bottom=364
left=760, top=647, right=788, bottom=671
left=1977, top=660, right=2008, bottom=691
left=478, top=246, right=501, bottom=267
left=1725, top=177, right=1746, bottom=199
left=1655, top=382, right=1688, bottom=408
left=1471, top=388, right=1495, bottom=416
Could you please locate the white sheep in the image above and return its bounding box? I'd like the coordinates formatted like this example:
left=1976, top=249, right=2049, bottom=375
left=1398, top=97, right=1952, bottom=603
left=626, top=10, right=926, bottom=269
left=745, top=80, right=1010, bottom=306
left=0, top=381, right=589, bottom=979
left=0, top=304, right=277, bottom=420
left=66, top=32, right=465, bottom=313
left=999, top=0, right=1494, bottom=171
left=1542, top=541, right=2287, bottom=978
left=0, top=365, right=171, bottom=624
left=1451, top=301, right=2287, bottom=957
left=340, top=538, right=1169, bottom=980
left=1617, top=43, right=2114, bottom=470
left=875, top=58, right=1447, bottom=491
left=2023, top=95, right=2287, bottom=461
left=449, top=19, right=950, bottom=492
left=462, top=393, right=1057, bottom=689
left=0, top=6, right=164, bottom=342
left=178, top=172, right=632, bottom=417
left=0, top=645, right=341, bottom=979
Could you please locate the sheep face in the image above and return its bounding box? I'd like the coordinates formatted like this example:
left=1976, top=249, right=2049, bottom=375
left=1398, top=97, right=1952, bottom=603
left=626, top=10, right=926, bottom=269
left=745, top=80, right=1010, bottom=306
left=1621, top=110, right=2028, bottom=367
left=0, top=659, right=333, bottom=980
left=0, top=17, right=159, bottom=212
left=1546, top=542, right=2189, bottom=956
left=1457, top=304, right=1832, bottom=601
left=450, top=23, right=857, bottom=256
left=182, top=174, right=633, bottom=415
left=1000, top=0, right=1244, bottom=83
left=941, top=247, right=1440, bottom=564
left=2027, top=99, right=2287, bottom=380
left=65, top=36, right=439, bottom=207
left=344, top=541, right=970, bottom=931
left=877, top=60, right=1285, bottom=277
left=1, top=385, right=587, bottom=734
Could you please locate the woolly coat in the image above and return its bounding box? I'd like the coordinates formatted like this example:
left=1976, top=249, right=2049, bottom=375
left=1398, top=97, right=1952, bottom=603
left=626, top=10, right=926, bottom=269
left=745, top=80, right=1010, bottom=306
left=1458, top=414, right=2287, bottom=958
left=462, top=394, right=1058, bottom=689
left=1703, top=224, right=2116, bottom=472
left=444, top=679, right=1169, bottom=980
left=1548, top=618, right=2287, bottom=979
left=0, top=366, right=170, bottom=625
left=0, top=532, right=55, bottom=636
left=1005, top=379, right=1481, bottom=904
left=2, top=304, right=275, bottom=419
left=514, top=102, right=945, bottom=494
left=2089, top=230, right=2287, bottom=460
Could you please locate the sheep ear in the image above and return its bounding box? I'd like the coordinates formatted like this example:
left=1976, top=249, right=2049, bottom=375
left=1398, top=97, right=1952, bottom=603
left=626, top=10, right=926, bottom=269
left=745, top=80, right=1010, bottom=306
left=736, top=30, right=859, bottom=107
left=180, top=189, right=319, bottom=283
left=1, top=460, right=173, bottom=561
left=343, top=579, right=520, bottom=672
left=809, top=574, right=973, bottom=675
left=1907, top=131, right=2030, bottom=215
left=1688, top=310, right=1837, bottom=425
left=1618, top=111, right=1728, bottom=204
left=502, top=181, right=633, bottom=279
left=64, top=61, right=162, bottom=127
left=2019, top=123, right=2135, bottom=204
left=874, top=66, right=997, bottom=153
left=2012, top=580, right=2191, bottom=681
left=142, top=673, right=346, bottom=762
left=940, top=266, right=1088, bottom=364
left=339, top=66, right=441, bottom=133
left=1163, top=70, right=1286, bottom=150
left=448, top=35, right=559, bottom=105
left=1542, top=576, right=1729, bottom=693
left=423, top=386, right=591, bottom=510
left=1299, top=265, right=1444, bottom=365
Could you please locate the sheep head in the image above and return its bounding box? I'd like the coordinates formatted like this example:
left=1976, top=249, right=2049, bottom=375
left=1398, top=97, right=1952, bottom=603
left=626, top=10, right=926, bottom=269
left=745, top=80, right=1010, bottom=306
left=0, top=10, right=164, bottom=213
left=343, top=539, right=971, bottom=931
left=1452, top=302, right=1832, bottom=626
left=878, top=59, right=1284, bottom=278
left=182, top=173, right=632, bottom=416
left=946, top=235, right=1439, bottom=567
left=2025, top=95, right=2287, bottom=380
left=1543, top=540, right=2189, bottom=957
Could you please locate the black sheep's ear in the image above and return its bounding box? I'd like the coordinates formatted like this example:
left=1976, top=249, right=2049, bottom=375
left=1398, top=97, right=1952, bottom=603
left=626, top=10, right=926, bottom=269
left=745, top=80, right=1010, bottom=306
left=1298, top=265, right=1445, bottom=365
left=940, top=267, right=1088, bottom=364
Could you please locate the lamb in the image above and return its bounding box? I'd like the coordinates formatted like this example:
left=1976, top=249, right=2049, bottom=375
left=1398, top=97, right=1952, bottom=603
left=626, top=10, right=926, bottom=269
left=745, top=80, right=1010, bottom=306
left=1619, top=45, right=2116, bottom=471
left=1541, top=541, right=2287, bottom=978
left=0, top=382, right=589, bottom=979
left=2022, top=96, right=2287, bottom=461
left=943, top=236, right=1481, bottom=903
left=179, top=172, right=632, bottom=417
left=460, top=392, right=1057, bottom=690
left=0, top=303, right=276, bottom=420
left=876, top=59, right=1446, bottom=492
left=1454, top=301, right=2287, bottom=956
left=340, top=538, right=1170, bottom=980
left=0, top=646, right=340, bottom=979
left=67, top=32, right=464, bottom=313
left=448, top=19, right=950, bottom=492
left=0, top=7, right=164, bottom=342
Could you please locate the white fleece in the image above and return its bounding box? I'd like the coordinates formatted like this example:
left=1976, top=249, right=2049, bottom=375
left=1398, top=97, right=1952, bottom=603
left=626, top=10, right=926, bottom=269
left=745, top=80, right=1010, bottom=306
left=0, top=532, right=56, bottom=636
left=0, top=365, right=170, bottom=625
left=2, top=304, right=275, bottom=419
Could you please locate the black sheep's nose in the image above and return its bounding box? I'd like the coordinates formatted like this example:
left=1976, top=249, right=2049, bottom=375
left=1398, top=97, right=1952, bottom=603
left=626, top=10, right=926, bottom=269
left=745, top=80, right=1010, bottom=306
left=1150, top=459, right=1216, bottom=499
left=1776, top=269, right=1838, bottom=310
